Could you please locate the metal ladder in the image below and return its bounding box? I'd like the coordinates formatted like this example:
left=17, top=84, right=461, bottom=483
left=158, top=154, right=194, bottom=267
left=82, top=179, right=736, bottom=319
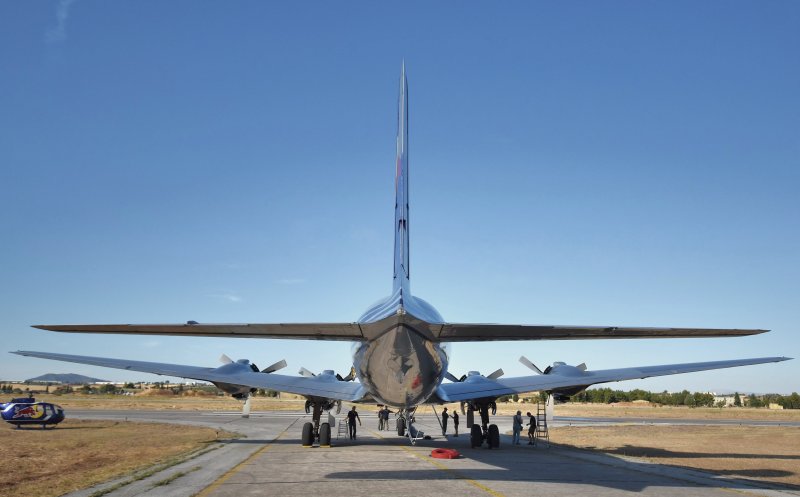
left=535, top=400, right=550, bottom=447
left=337, top=417, right=348, bottom=439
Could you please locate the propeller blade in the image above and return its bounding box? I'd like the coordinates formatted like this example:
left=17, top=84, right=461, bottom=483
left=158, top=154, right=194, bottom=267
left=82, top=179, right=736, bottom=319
left=219, top=354, right=234, bottom=365
left=298, top=367, right=316, bottom=378
left=576, top=363, right=587, bottom=372
left=261, top=359, right=287, bottom=374
left=445, top=372, right=461, bottom=382
left=242, top=394, right=252, bottom=418
left=519, top=355, right=543, bottom=374
left=337, top=366, right=356, bottom=381
left=486, top=368, right=504, bottom=380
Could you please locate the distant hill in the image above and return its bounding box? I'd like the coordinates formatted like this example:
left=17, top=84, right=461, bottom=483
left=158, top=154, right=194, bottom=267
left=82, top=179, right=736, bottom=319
left=26, top=373, right=108, bottom=384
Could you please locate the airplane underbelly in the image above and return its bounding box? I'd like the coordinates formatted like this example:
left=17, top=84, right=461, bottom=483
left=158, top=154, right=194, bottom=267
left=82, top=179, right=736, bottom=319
left=355, top=326, right=446, bottom=408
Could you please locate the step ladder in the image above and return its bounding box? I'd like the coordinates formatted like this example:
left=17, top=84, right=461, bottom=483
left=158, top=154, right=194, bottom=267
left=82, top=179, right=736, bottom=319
left=337, top=417, right=348, bottom=439
left=535, top=400, right=550, bottom=447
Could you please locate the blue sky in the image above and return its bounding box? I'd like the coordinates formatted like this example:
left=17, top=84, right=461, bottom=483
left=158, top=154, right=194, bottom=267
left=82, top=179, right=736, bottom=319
left=1, top=1, right=797, bottom=394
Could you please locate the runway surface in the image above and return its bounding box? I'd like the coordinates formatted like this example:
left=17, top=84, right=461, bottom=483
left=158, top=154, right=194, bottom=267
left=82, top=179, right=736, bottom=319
left=62, top=410, right=800, bottom=497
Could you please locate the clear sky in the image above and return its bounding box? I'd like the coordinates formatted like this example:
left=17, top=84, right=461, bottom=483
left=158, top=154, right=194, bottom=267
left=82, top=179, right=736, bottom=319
left=1, top=1, right=797, bottom=394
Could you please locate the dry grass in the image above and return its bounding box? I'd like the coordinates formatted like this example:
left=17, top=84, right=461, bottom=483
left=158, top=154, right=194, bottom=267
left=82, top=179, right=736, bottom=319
left=550, top=425, right=800, bottom=488
left=492, top=401, right=800, bottom=420
left=29, top=393, right=308, bottom=411
left=0, top=419, right=233, bottom=497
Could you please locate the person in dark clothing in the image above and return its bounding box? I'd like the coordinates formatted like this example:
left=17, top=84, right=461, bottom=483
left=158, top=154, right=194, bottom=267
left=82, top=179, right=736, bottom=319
left=452, top=411, right=459, bottom=437
left=441, top=407, right=449, bottom=436
left=382, top=406, right=393, bottom=430
left=347, top=406, right=361, bottom=439
left=526, top=411, right=537, bottom=445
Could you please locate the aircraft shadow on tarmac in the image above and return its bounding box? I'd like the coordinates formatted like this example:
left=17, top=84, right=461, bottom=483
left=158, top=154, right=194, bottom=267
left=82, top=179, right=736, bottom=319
left=603, top=444, right=800, bottom=461
left=297, top=430, right=800, bottom=493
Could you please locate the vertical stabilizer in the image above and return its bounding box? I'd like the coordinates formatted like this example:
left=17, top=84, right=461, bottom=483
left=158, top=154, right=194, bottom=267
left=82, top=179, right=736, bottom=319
left=393, top=62, right=410, bottom=294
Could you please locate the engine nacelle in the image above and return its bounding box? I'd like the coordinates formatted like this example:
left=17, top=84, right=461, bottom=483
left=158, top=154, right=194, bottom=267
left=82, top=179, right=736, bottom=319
left=212, top=381, right=254, bottom=399
left=549, top=385, right=589, bottom=403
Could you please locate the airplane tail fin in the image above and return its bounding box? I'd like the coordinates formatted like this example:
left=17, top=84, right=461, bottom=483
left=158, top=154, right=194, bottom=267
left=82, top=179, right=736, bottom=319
left=393, top=62, right=410, bottom=293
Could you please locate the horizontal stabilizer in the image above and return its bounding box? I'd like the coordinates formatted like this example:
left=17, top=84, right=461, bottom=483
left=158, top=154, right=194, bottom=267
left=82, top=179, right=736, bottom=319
left=33, top=323, right=365, bottom=341
left=434, top=323, right=768, bottom=341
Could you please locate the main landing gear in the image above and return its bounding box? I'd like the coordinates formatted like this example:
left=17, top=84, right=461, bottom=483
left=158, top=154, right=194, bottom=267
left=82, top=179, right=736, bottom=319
left=301, top=399, right=338, bottom=448
left=465, top=400, right=500, bottom=449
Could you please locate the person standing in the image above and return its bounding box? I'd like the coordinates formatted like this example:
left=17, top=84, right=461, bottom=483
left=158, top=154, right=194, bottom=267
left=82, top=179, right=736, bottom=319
left=347, top=406, right=361, bottom=440
left=383, top=406, right=393, bottom=430
left=441, top=407, right=449, bottom=436
left=452, top=410, right=459, bottom=437
left=512, top=410, right=523, bottom=445
left=526, top=411, right=537, bottom=445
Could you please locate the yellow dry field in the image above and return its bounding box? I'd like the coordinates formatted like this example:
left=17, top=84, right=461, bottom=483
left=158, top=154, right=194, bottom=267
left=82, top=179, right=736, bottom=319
left=0, top=419, right=233, bottom=497
left=493, top=401, right=800, bottom=421
left=550, top=425, right=800, bottom=488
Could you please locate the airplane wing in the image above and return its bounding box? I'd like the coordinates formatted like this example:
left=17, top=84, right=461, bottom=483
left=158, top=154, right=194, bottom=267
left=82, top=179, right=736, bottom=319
left=32, top=323, right=365, bottom=341
left=436, top=356, right=791, bottom=402
left=11, top=351, right=367, bottom=401
left=433, top=324, right=767, bottom=341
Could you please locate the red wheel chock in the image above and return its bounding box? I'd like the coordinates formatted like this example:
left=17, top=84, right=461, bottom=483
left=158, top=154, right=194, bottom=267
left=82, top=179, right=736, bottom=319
left=430, top=448, right=461, bottom=459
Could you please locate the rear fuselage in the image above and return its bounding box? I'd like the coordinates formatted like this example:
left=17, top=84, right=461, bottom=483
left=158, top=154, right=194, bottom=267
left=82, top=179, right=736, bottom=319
left=353, top=290, right=449, bottom=407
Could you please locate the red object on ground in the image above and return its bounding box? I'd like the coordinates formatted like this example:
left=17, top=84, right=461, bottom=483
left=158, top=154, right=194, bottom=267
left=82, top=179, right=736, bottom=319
left=430, top=448, right=461, bottom=459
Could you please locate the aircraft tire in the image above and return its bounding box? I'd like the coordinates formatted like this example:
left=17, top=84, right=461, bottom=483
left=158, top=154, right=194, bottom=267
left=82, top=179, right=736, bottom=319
left=301, top=422, right=314, bottom=447
left=470, top=425, right=482, bottom=448
left=488, top=424, right=500, bottom=448
left=397, top=417, right=406, bottom=436
left=319, top=423, right=332, bottom=447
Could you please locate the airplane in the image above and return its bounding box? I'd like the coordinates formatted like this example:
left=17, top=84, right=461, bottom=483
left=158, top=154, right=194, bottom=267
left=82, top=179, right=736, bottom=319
left=1, top=397, right=65, bottom=429
left=12, top=63, right=790, bottom=449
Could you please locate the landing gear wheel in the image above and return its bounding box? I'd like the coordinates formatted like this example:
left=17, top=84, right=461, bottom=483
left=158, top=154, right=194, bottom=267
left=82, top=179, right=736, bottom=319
left=319, top=422, right=331, bottom=447
left=301, top=422, right=314, bottom=447
left=397, top=417, right=406, bottom=436
left=470, top=425, right=483, bottom=448
left=488, top=424, right=500, bottom=449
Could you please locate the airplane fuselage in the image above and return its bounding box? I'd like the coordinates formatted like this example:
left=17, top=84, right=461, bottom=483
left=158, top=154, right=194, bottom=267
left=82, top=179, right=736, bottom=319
left=352, top=288, right=449, bottom=407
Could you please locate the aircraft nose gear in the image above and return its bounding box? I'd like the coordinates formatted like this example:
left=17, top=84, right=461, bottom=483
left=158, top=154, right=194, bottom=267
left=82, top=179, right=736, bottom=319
left=301, top=398, right=336, bottom=448
left=466, top=400, right=500, bottom=449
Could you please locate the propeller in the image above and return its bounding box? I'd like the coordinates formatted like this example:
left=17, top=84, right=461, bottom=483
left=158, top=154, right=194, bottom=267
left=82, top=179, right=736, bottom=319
left=446, top=368, right=504, bottom=382
left=445, top=372, right=467, bottom=383
left=520, top=356, right=587, bottom=373
left=336, top=366, right=357, bottom=382
left=299, top=366, right=356, bottom=381
left=217, top=354, right=287, bottom=418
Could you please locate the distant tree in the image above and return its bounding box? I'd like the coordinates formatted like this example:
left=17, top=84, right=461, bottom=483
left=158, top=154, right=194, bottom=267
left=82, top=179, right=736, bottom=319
left=734, top=392, right=742, bottom=407
left=80, top=384, right=94, bottom=394
left=99, top=384, right=117, bottom=394
left=748, top=394, right=762, bottom=408
left=783, top=392, right=800, bottom=409
left=512, top=394, right=519, bottom=402
left=124, top=382, right=136, bottom=389
left=684, top=394, right=696, bottom=407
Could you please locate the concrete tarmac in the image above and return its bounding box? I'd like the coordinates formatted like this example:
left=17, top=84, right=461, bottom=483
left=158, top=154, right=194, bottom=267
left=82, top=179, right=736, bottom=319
left=63, top=410, right=800, bottom=497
